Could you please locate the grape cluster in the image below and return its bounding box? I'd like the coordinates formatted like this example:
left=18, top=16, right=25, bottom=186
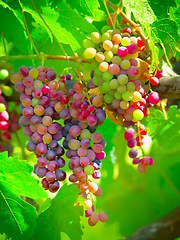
left=11, top=66, right=108, bottom=226
left=56, top=79, right=107, bottom=225
left=83, top=16, right=161, bottom=172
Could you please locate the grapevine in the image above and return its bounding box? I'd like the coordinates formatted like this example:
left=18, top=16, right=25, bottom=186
left=0, top=0, right=180, bottom=239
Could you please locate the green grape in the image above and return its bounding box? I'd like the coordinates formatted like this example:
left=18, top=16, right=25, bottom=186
left=80, top=129, right=91, bottom=139
left=117, top=85, right=126, bottom=93
left=122, top=91, right=132, bottom=101
left=102, top=72, right=113, bottom=82
left=33, top=80, right=43, bottom=89
left=92, top=75, right=100, bottom=86
left=121, top=37, right=130, bottom=46
left=101, top=82, right=111, bottom=93
left=120, top=100, right=129, bottom=109
left=111, top=44, right=119, bottom=54
left=29, top=68, right=39, bottom=79
left=117, top=74, right=128, bottom=85
left=95, top=67, right=103, bottom=77
left=127, top=82, right=135, bottom=91
left=83, top=39, right=95, bottom=48
left=103, top=93, right=114, bottom=104
left=84, top=165, right=94, bottom=175
left=31, top=98, right=39, bottom=107
left=0, top=103, right=6, bottom=112
left=102, top=32, right=111, bottom=42
left=114, top=91, right=122, bottom=100
left=2, top=86, right=13, bottom=96
left=104, top=50, right=113, bottom=62
left=99, top=85, right=103, bottom=93
left=0, top=69, right=9, bottom=80
left=101, top=25, right=111, bottom=34
left=91, top=61, right=99, bottom=70
left=133, top=109, right=144, bottom=120
left=84, top=47, right=96, bottom=59
left=91, top=32, right=101, bottom=44
left=109, top=79, right=118, bottom=89
left=120, top=60, right=130, bottom=70
left=112, top=29, right=121, bottom=36
left=112, top=56, right=122, bottom=65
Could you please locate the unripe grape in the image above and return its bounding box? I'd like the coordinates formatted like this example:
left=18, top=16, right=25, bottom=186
left=91, top=32, right=101, bottom=44
left=84, top=48, right=96, bottom=59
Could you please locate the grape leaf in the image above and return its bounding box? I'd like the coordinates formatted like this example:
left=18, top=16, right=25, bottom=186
left=33, top=184, right=83, bottom=240
left=0, top=1, right=28, bottom=53
left=21, top=2, right=97, bottom=52
left=0, top=185, right=37, bottom=240
left=0, top=152, right=47, bottom=240
left=65, top=0, right=100, bottom=17
left=146, top=106, right=180, bottom=151
left=0, top=151, right=47, bottom=199
left=148, top=0, right=177, bottom=19
left=123, top=0, right=156, bottom=25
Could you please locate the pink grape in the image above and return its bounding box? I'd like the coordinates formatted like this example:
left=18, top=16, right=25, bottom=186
left=108, top=64, right=120, bottom=74
left=36, top=143, right=47, bottom=155
left=127, top=138, right=137, bottom=148
left=124, top=128, right=136, bottom=141
left=148, top=92, right=160, bottom=105
left=118, top=47, right=128, bottom=57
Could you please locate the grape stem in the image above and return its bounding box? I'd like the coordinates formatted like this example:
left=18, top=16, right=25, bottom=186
left=0, top=54, right=91, bottom=63
left=31, top=0, right=79, bottom=77
left=103, top=0, right=150, bottom=51
left=14, top=132, right=28, bottom=161
left=136, top=121, right=145, bottom=156
left=22, top=10, right=40, bottom=56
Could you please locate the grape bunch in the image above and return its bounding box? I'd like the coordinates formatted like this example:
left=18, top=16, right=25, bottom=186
left=56, top=78, right=108, bottom=225
left=11, top=66, right=108, bottom=226
left=83, top=15, right=161, bottom=173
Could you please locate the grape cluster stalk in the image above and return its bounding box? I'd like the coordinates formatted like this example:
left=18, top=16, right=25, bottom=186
left=11, top=65, right=108, bottom=226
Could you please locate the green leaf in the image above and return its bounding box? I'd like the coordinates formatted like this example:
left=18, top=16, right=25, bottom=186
left=0, top=1, right=28, bottom=53
left=21, top=2, right=97, bottom=52
left=33, top=184, right=83, bottom=240
left=146, top=106, right=180, bottom=151
left=123, top=0, right=156, bottom=25
left=0, top=151, right=47, bottom=199
left=0, top=185, right=37, bottom=240
left=152, top=19, right=180, bottom=57
left=148, top=0, right=177, bottom=19
left=65, top=0, right=100, bottom=17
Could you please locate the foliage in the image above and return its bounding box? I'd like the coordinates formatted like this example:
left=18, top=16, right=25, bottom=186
left=0, top=0, right=180, bottom=240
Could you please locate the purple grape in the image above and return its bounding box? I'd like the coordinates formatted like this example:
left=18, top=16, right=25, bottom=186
left=55, top=157, right=65, bottom=168
left=46, top=149, right=56, bottom=160
left=48, top=161, right=58, bottom=172
left=52, top=131, right=63, bottom=141
left=55, top=169, right=66, bottom=181
left=49, top=180, right=59, bottom=193
left=127, top=138, right=137, bottom=148
left=47, top=70, right=56, bottom=81
left=49, top=140, right=58, bottom=150
left=30, top=115, right=41, bottom=126
left=92, top=159, right=102, bottom=169
left=95, top=109, right=106, bottom=121
left=36, top=143, right=47, bottom=155
left=129, top=149, right=137, bottom=158
left=19, top=115, right=31, bottom=127
left=44, top=106, right=54, bottom=116
left=36, top=167, right=48, bottom=178
left=65, top=73, right=72, bottom=80
left=39, top=96, right=50, bottom=107
left=32, top=132, right=43, bottom=144
left=56, top=145, right=65, bottom=156
left=27, top=140, right=36, bottom=151
left=59, top=109, right=70, bottom=120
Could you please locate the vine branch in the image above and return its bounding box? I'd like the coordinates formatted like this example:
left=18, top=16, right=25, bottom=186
left=31, top=0, right=78, bottom=76
left=104, top=0, right=150, bottom=51
left=0, top=54, right=91, bottom=63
